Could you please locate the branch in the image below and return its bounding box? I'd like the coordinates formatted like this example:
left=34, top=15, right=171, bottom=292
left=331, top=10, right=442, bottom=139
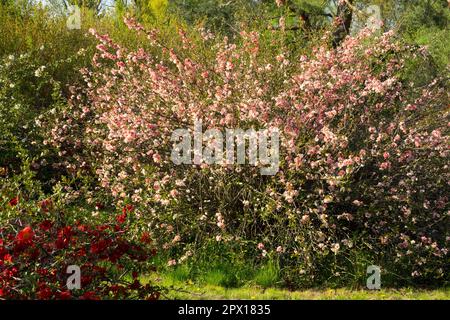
left=332, top=0, right=354, bottom=47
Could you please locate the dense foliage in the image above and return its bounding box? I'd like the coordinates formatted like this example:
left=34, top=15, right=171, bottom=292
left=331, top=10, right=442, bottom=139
left=0, top=0, right=449, bottom=296
left=0, top=197, right=162, bottom=299
left=44, top=18, right=449, bottom=286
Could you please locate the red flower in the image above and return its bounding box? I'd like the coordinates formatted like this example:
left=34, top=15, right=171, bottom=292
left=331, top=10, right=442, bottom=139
left=16, top=226, right=34, bottom=244
left=81, top=275, right=93, bottom=287
left=92, top=265, right=107, bottom=275
left=58, top=291, right=72, bottom=300
left=76, top=247, right=87, bottom=257
left=39, top=199, right=52, bottom=212
left=117, top=212, right=127, bottom=224
left=96, top=225, right=108, bottom=232
left=39, top=220, right=53, bottom=232
left=140, top=232, right=152, bottom=244
left=37, top=285, right=53, bottom=300
left=123, top=204, right=134, bottom=214
left=3, top=254, right=13, bottom=263
left=77, top=224, right=88, bottom=232
left=9, top=197, right=18, bottom=207
left=37, top=268, right=48, bottom=276
left=80, top=291, right=99, bottom=300
left=55, top=226, right=72, bottom=249
left=90, top=239, right=110, bottom=254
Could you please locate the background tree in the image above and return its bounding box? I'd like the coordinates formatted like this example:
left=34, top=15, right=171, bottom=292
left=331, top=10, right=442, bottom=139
left=48, top=0, right=103, bottom=14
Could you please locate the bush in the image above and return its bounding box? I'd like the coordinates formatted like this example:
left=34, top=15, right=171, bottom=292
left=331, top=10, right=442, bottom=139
left=0, top=197, right=163, bottom=300
left=0, top=3, right=181, bottom=191
left=45, top=16, right=449, bottom=288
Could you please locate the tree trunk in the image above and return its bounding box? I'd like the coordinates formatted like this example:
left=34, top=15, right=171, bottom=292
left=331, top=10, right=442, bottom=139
left=332, top=0, right=354, bottom=47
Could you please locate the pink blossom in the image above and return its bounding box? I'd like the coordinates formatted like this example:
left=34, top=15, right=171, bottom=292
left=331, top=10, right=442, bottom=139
left=167, top=259, right=177, bottom=266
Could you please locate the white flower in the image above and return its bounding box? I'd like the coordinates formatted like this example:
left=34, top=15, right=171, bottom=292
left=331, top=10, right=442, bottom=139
left=34, top=66, right=46, bottom=77
left=331, top=243, right=340, bottom=255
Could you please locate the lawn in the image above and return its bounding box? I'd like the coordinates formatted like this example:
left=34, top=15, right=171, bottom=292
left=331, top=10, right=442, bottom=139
left=148, top=274, right=450, bottom=300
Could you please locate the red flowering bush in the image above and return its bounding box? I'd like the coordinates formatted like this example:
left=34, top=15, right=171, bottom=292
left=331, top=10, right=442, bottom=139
left=0, top=203, right=162, bottom=300
left=45, top=17, right=449, bottom=286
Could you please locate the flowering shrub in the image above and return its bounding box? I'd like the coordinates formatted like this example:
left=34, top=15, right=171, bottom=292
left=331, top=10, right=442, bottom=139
left=46, top=17, right=449, bottom=286
left=0, top=199, right=162, bottom=300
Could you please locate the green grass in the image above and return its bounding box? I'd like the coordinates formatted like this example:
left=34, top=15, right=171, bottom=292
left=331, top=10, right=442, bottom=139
left=253, top=260, right=280, bottom=288
left=146, top=273, right=450, bottom=300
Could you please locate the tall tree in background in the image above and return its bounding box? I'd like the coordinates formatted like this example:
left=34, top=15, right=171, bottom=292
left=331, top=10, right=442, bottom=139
left=132, top=0, right=168, bottom=21
left=269, top=0, right=448, bottom=50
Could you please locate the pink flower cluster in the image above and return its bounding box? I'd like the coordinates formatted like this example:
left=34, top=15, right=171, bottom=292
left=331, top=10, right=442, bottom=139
left=46, top=19, right=449, bottom=282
